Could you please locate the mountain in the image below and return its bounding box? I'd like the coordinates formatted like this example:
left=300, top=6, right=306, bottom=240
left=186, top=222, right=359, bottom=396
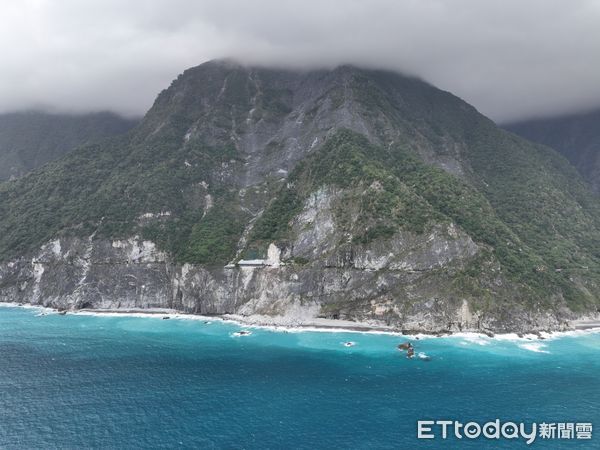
left=0, top=111, right=138, bottom=181
left=1, top=60, right=599, bottom=333
left=505, top=109, right=600, bottom=193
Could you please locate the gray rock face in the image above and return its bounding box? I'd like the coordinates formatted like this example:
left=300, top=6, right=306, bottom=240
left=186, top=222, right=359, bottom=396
left=0, top=191, right=574, bottom=333
left=1, top=61, right=597, bottom=333
left=139, top=62, right=469, bottom=195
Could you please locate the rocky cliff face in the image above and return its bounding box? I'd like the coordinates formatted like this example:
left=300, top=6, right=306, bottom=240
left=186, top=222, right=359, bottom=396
left=0, top=60, right=599, bottom=332
left=0, top=193, right=574, bottom=333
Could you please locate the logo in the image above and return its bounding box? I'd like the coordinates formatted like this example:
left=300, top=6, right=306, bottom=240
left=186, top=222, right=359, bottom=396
left=417, top=420, right=592, bottom=444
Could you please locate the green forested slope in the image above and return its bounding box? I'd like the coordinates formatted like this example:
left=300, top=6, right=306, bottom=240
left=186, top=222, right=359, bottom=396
left=0, top=111, right=138, bottom=181
left=0, top=61, right=599, bottom=310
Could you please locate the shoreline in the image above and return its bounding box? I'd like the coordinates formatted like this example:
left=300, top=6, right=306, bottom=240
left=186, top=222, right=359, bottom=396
left=2, top=302, right=600, bottom=341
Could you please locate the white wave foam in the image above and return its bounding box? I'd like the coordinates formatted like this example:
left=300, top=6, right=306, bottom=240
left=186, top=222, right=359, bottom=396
left=0, top=302, right=55, bottom=314
left=457, top=334, right=491, bottom=346
left=231, top=330, right=252, bottom=337
left=2, top=302, right=600, bottom=341
left=73, top=310, right=217, bottom=322
left=519, top=342, right=550, bottom=353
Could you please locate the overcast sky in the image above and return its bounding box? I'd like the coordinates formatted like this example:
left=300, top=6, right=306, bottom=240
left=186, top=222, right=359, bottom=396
left=1, top=0, right=599, bottom=122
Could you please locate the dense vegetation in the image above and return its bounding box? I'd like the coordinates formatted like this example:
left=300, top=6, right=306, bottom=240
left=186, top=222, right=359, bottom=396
left=0, top=60, right=599, bottom=309
left=505, top=109, right=600, bottom=192
left=250, top=129, right=600, bottom=308
left=0, top=111, right=138, bottom=181
left=0, top=123, right=248, bottom=265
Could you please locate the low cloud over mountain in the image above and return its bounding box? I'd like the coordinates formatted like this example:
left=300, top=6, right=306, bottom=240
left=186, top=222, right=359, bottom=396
left=1, top=0, right=599, bottom=122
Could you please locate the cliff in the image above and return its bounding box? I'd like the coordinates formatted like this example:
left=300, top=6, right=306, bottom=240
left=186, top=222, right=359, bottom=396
left=1, top=60, right=599, bottom=332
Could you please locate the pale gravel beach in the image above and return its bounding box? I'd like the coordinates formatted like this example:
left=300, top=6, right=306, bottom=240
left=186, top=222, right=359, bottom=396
left=3, top=302, right=599, bottom=341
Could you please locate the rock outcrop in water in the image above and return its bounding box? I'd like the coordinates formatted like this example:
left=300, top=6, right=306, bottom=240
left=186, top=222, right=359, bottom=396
left=1, top=60, right=599, bottom=332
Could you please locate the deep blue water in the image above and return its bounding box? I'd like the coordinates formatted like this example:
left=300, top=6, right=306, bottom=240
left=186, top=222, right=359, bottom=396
left=0, top=306, right=599, bottom=449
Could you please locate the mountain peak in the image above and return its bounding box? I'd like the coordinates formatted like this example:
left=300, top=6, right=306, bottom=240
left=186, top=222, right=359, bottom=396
left=139, top=60, right=478, bottom=181
left=0, top=61, right=599, bottom=332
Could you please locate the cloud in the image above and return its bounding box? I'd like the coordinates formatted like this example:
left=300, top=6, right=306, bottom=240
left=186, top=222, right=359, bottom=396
left=0, top=0, right=599, bottom=122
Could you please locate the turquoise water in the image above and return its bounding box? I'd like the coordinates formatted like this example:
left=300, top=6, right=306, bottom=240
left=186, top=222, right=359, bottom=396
left=0, top=306, right=599, bottom=449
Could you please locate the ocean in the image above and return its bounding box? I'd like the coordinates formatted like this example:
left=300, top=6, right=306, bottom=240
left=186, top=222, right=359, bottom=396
left=1, top=305, right=598, bottom=449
